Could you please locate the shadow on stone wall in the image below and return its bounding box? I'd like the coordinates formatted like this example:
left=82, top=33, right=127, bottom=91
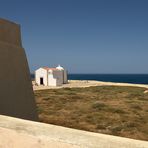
left=0, top=18, right=38, bottom=121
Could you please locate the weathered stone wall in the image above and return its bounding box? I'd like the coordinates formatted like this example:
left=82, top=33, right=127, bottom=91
left=0, top=18, right=22, bottom=47
left=0, top=115, right=148, bottom=148
left=0, top=18, right=38, bottom=121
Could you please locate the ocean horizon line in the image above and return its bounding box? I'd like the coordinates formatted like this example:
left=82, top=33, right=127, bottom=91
left=31, top=73, right=148, bottom=84
left=67, top=73, right=148, bottom=75
left=31, top=73, right=148, bottom=75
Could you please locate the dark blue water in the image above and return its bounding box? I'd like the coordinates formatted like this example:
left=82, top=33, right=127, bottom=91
left=31, top=74, right=148, bottom=84
left=68, top=74, right=148, bottom=84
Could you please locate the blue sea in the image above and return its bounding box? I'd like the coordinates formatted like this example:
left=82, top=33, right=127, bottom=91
left=31, top=74, right=148, bottom=84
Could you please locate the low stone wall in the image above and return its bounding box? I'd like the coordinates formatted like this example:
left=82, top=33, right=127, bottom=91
left=0, top=115, right=147, bottom=148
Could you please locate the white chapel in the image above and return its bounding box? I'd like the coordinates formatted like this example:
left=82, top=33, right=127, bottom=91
left=35, top=65, right=68, bottom=86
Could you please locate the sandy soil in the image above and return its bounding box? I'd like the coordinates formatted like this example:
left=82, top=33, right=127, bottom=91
left=33, top=80, right=148, bottom=91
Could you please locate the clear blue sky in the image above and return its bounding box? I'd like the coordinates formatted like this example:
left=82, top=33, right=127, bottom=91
left=0, top=0, right=148, bottom=74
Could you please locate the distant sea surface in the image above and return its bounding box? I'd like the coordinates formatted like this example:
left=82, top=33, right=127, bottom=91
left=31, top=74, right=148, bottom=84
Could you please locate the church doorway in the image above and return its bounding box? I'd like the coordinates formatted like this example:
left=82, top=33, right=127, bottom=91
left=40, top=77, right=43, bottom=85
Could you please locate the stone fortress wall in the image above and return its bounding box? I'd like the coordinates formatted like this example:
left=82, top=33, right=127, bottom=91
left=0, top=18, right=38, bottom=121
left=0, top=115, right=147, bottom=148
left=0, top=18, right=22, bottom=47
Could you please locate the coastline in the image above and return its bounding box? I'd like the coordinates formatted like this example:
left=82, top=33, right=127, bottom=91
left=33, top=80, right=148, bottom=91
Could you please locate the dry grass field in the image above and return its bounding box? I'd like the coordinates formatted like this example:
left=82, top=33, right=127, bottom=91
left=34, top=86, right=148, bottom=141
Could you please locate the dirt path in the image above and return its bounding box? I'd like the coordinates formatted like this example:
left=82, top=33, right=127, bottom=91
left=33, top=80, right=148, bottom=91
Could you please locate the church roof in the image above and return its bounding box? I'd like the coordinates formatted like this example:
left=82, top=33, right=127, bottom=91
left=56, top=65, right=64, bottom=70
left=42, top=67, right=58, bottom=71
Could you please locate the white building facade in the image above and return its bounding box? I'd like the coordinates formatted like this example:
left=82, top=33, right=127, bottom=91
left=35, top=65, right=68, bottom=86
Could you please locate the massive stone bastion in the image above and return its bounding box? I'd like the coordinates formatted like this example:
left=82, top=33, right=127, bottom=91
left=0, top=18, right=38, bottom=121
